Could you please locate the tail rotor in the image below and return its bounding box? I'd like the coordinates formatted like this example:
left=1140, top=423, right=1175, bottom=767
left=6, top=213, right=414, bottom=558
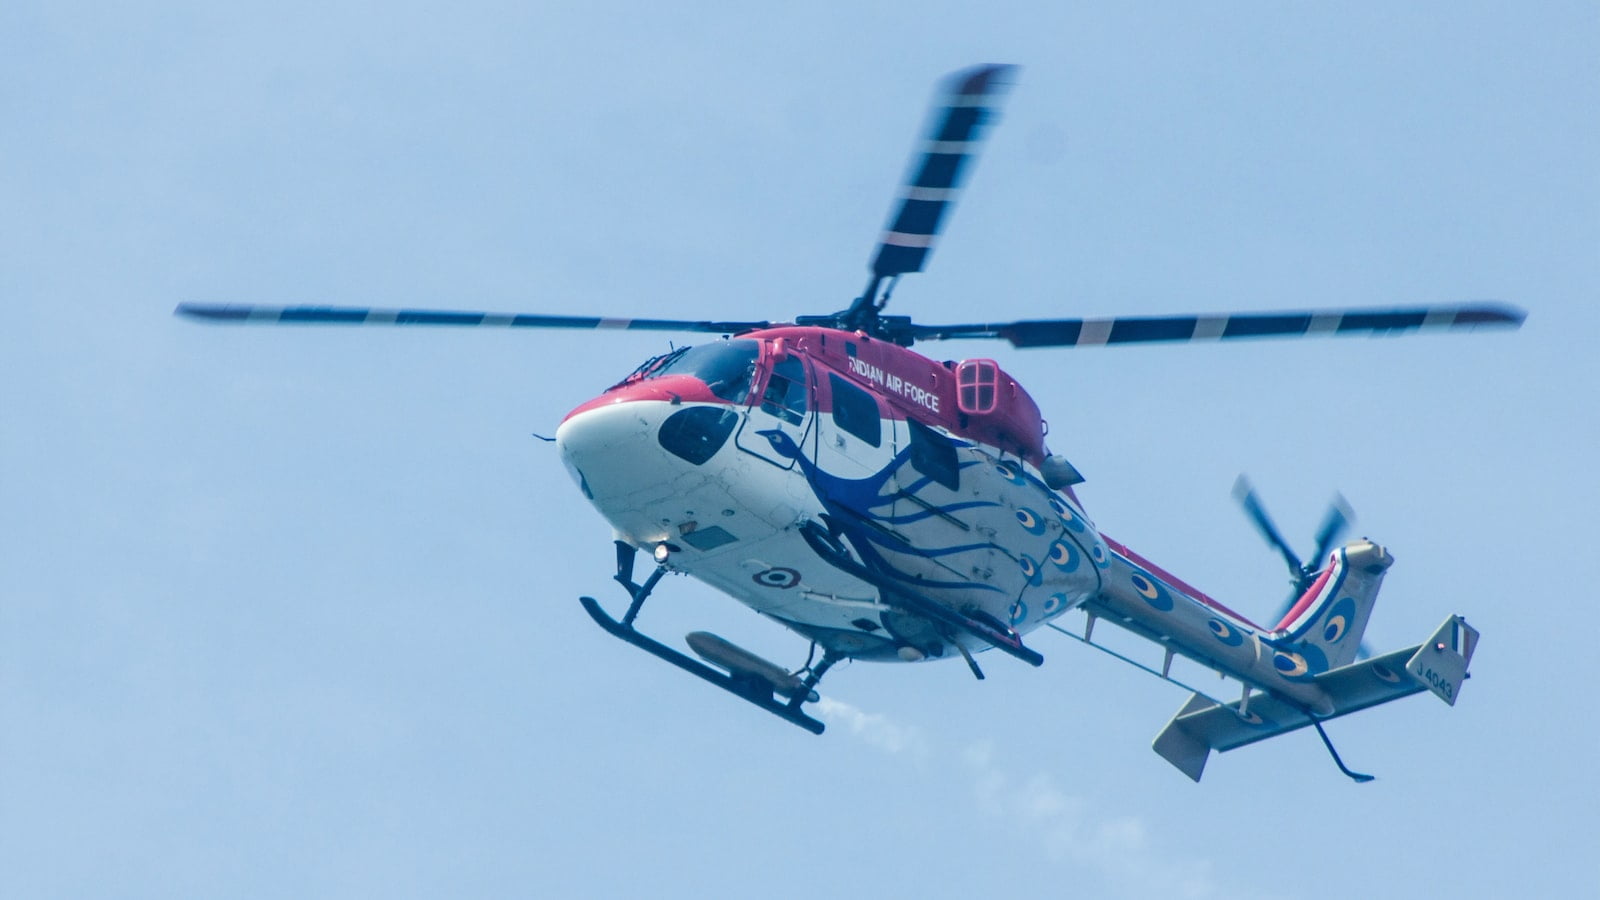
left=1232, top=476, right=1355, bottom=625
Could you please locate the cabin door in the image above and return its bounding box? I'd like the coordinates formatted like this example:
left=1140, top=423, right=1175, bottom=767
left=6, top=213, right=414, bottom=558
left=734, top=353, right=814, bottom=470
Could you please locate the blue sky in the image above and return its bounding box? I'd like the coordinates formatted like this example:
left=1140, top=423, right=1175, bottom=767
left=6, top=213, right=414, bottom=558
left=3, top=2, right=1596, bottom=897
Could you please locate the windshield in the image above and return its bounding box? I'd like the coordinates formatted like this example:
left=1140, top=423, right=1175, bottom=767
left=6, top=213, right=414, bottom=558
left=645, top=339, right=760, bottom=403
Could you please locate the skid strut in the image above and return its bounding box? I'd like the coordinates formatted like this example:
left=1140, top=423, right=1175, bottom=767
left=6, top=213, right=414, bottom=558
left=580, top=541, right=832, bottom=735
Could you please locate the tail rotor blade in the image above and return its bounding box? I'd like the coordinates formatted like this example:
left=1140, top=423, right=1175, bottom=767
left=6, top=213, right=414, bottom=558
left=1232, top=476, right=1304, bottom=579
left=1307, top=492, right=1355, bottom=573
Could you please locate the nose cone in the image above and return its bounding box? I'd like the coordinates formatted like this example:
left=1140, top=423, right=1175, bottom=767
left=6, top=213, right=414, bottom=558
left=556, top=399, right=742, bottom=509
left=556, top=400, right=667, bottom=504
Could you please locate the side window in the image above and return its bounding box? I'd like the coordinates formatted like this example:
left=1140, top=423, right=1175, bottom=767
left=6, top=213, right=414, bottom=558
left=761, top=355, right=808, bottom=425
left=828, top=373, right=881, bottom=447
left=907, top=418, right=959, bottom=491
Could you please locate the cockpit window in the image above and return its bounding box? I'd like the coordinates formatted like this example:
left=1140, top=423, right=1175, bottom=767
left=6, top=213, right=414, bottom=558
left=643, top=339, right=759, bottom=403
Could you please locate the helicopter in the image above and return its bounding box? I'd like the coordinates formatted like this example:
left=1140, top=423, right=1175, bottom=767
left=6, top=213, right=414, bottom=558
left=178, top=64, right=1520, bottom=782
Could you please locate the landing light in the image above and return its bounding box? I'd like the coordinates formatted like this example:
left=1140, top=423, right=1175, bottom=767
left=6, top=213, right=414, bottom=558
left=653, top=543, right=672, bottom=564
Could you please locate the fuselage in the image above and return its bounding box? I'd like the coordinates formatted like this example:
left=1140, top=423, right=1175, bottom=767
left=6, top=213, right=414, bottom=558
left=555, top=326, right=1370, bottom=706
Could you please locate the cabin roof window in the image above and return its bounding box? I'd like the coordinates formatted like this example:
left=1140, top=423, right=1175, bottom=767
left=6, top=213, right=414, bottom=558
left=956, top=359, right=1000, bottom=415
left=645, top=339, right=760, bottom=403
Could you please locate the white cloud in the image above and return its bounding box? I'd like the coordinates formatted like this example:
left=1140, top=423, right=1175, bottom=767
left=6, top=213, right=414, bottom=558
left=822, top=712, right=1228, bottom=899
left=960, top=743, right=1223, bottom=899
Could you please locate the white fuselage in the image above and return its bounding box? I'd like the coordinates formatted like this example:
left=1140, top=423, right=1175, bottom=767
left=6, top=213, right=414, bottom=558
left=557, top=395, right=1106, bottom=662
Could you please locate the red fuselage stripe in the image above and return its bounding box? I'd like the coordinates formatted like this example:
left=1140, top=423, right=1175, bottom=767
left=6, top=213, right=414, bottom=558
left=1102, top=535, right=1267, bottom=631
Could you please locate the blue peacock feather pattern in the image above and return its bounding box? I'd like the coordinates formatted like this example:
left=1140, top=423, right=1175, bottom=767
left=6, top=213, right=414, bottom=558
left=756, top=429, right=1006, bottom=594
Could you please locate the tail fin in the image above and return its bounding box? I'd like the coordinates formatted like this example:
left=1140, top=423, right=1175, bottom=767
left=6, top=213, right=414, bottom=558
left=1405, top=616, right=1479, bottom=705
left=1269, top=540, right=1392, bottom=670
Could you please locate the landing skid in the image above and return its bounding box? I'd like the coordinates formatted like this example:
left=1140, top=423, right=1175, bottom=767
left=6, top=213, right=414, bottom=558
left=579, top=541, right=834, bottom=735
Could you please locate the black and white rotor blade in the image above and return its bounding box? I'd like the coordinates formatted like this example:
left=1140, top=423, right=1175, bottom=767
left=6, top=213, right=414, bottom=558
left=844, top=63, right=1017, bottom=329
left=907, top=303, right=1525, bottom=347
left=175, top=303, right=770, bottom=335
left=868, top=63, right=1017, bottom=282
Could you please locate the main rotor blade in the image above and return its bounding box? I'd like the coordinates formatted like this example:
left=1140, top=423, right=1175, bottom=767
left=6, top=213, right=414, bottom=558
left=175, top=303, right=770, bottom=334
left=846, top=64, right=1018, bottom=328
left=869, top=63, right=1017, bottom=282
left=908, top=303, right=1525, bottom=347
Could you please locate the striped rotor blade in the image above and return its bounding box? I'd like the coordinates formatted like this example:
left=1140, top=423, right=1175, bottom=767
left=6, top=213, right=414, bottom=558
left=175, top=303, right=770, bottom=334
left=870, top=63, right=1018, bottom=280
left=909, top=303, right=1526, bottom=347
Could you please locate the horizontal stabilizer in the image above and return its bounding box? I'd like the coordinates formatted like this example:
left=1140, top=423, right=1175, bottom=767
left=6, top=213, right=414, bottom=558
left=1153, top=618, right=1477, bottom=780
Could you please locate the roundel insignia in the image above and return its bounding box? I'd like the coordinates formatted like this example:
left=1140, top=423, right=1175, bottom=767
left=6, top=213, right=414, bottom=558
left=1015, top=507, right=1046, bottom=535
left=1047, top=540, right=1079, bottom=572
left=1010, top=600, right=1028, bottom=624
left=1129, top=571, right=1173, bottom=611
left=1208, top=618, right=1245, bottom=647
left=752, top=567, right=801, bottom=589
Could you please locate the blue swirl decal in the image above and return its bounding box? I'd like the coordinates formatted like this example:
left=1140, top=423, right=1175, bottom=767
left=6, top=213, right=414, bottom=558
left=1010, top=600, right=1028, bottom=624
left=1015, top=507, right=1046, bottom=535
left=1043, top=593, right=1068, bottom=616
left=1091, top=541, right=1110, bottom=569
left=755, top=429, right=1007, bottom=594
left=1130, top=570, right=1173, bottom=611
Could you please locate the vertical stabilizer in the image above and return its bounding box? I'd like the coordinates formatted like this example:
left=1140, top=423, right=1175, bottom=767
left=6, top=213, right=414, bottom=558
left=1406, top=616, right=1478, bottom=706
left=1152, top=693, right=1220, bottom=782
left=1270, top=540, right=1392, bottom=672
